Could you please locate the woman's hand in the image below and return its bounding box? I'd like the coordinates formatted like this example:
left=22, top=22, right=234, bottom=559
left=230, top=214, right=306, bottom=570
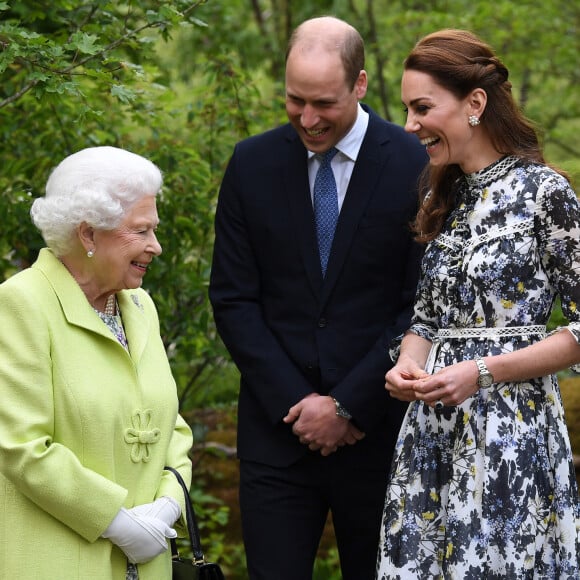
left=102, top=507, right=176, bottom=564
left=130, top=496, right=181, bottom=527
left=385, top=355, right=430, bottom=402
left=412, top=359, right=479, bottom=408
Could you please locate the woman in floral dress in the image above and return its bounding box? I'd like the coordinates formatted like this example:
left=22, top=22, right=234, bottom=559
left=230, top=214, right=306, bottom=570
left=376, top=30, right=580, bottom=579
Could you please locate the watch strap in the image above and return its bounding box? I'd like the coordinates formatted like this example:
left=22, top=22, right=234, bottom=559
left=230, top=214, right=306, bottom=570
left=475, top=358, right=493, bottom=388
left=475, top=358, right=488, bottom=375
left=332, top=397, right=352, bottom=420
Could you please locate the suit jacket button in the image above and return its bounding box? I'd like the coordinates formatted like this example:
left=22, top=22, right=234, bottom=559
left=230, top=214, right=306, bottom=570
left=318, top=318, right=327, bottom=328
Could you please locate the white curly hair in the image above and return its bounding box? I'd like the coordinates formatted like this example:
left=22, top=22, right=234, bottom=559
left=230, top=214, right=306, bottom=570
left=30, top=146, right=163, bottom=256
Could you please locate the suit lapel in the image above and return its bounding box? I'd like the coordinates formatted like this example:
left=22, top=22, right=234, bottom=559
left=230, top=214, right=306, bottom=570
left=322, top=113, right=391, bottom=302
left=283, top=131, right=324, bottom=295
left=282, top=113, right=392, bottom=302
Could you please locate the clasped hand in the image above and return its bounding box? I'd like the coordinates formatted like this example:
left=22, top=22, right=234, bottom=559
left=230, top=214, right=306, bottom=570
left=385, top=357, right=479, bottom=408
left=283, top=393, right=365, bottom=456
left=102, top=497, right=181, bottom=564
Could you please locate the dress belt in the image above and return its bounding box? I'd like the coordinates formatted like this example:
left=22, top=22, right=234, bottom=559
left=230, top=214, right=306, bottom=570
left=436, top=325, right=546, bottom=339
left=424, top=325, right=546, bottom=374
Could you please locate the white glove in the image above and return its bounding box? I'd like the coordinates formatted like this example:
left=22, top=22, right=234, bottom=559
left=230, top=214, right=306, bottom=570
left=102, top=507, right=177, bottom=564
left=130, top=496, right=181, bottom=527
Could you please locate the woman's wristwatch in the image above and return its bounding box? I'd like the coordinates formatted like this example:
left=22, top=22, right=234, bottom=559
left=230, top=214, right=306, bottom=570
left=475, top=358, right=494, bottom=388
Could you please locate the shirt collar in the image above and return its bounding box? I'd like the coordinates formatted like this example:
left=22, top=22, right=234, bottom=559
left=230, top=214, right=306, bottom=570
left=307, top=103, right=369, bottom=162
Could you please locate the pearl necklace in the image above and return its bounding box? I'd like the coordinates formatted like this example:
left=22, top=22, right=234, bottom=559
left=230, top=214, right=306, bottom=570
left=104, top=294, right=117, bottom=316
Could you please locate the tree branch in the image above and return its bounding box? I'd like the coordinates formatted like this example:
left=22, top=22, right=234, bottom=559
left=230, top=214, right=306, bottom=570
left=0, top=0, right=207, bottom=110
left=0, top=79, right=39, bottom=108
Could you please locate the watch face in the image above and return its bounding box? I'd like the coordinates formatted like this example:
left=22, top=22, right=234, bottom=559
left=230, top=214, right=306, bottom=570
left=478, top=374, right=493, bottom=388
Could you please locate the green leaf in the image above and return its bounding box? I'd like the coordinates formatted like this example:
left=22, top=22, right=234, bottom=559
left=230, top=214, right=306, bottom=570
left=110, top=83, right=136, bottom=103
left=67, top=31, right=101, bottom=55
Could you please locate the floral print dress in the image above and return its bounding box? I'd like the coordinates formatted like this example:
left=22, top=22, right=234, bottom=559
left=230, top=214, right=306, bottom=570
left=376, top=156, right=580, bottom=579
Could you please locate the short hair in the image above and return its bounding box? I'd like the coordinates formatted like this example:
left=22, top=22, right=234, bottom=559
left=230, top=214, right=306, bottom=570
left=286, top=17, right=365, bottom=90
left=31, top=146, right=163, bottom=256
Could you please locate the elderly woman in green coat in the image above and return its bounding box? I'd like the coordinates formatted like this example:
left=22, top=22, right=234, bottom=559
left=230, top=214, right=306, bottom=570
left=0, top=146, right=193, bottom=580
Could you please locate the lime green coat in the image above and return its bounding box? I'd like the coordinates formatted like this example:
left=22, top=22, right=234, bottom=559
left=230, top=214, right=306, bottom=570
left=0, top=249, right=193, bottom=579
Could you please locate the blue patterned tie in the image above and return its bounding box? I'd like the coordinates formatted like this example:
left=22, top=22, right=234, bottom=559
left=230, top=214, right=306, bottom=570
left=313, top=147, right=339, bottom=276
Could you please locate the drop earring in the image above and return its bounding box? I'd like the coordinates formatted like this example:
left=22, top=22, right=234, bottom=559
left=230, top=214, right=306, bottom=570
left=468, top=115, right=480, bottom=127
left=87, top=249, right=94, bottom=258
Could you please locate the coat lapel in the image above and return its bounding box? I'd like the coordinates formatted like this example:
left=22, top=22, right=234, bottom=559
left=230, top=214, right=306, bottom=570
left=35, top=249, right=115, bottom=341
left=117, top=290, right=151, bottom=363
left=321, top=113, right=391, bottom=302
left=282, top=113, right=392, bottom=303
left=283, top=131, right=324, bottom=295
left=34, top=248, right=150, bottom=361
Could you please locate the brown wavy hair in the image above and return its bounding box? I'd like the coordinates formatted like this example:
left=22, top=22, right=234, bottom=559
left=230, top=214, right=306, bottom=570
left=406, top=29, right=567, bottom=242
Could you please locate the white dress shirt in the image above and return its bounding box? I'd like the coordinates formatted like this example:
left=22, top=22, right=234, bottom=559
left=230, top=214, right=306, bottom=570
left=307, top=104, right=369, bottom=211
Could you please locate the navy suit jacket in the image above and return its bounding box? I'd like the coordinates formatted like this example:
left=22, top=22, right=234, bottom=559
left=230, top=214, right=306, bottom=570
left=210, top=106, right=428, bottom=468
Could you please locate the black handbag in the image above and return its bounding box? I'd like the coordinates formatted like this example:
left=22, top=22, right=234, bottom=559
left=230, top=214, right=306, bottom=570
left=165, top=466, right=226, bottom=580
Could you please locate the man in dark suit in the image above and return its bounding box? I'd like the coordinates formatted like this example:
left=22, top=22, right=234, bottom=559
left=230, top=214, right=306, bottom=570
left=209, top=16, right=427, bottom=580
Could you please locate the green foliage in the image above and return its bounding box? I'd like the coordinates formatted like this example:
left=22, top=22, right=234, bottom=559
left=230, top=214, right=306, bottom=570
left=561, top=377, right=580, bottom=463
left=1, top=1, right=580, bottom=575
left=0, top=0, right=242, bottom=409
left=3, top=0, right=578, bottom=408
left=313, top=547, right=342, bottom=580
left=172, top=491, right=242, bottom=577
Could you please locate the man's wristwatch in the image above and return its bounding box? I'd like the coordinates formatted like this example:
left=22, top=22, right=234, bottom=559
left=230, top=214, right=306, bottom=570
left=475, top=358, right=494, bottom=389
left=332, top=397, right=352, bottom=420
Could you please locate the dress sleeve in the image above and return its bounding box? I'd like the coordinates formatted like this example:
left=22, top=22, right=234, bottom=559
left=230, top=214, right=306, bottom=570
left=388, top=233, right=440, bottom=363
left=535, top=171, right=580, bottom=371
left=388, top=323, right=437, bottom=363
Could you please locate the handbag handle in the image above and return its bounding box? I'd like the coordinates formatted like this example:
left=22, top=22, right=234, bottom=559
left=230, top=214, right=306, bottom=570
left=164, top=465, right=206, bottom=564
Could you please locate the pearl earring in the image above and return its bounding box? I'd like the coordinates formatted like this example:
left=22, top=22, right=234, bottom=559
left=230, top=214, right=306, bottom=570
left=469, top=115, right=480, bottom=127
left=87, top=249, right=94, bottom=258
